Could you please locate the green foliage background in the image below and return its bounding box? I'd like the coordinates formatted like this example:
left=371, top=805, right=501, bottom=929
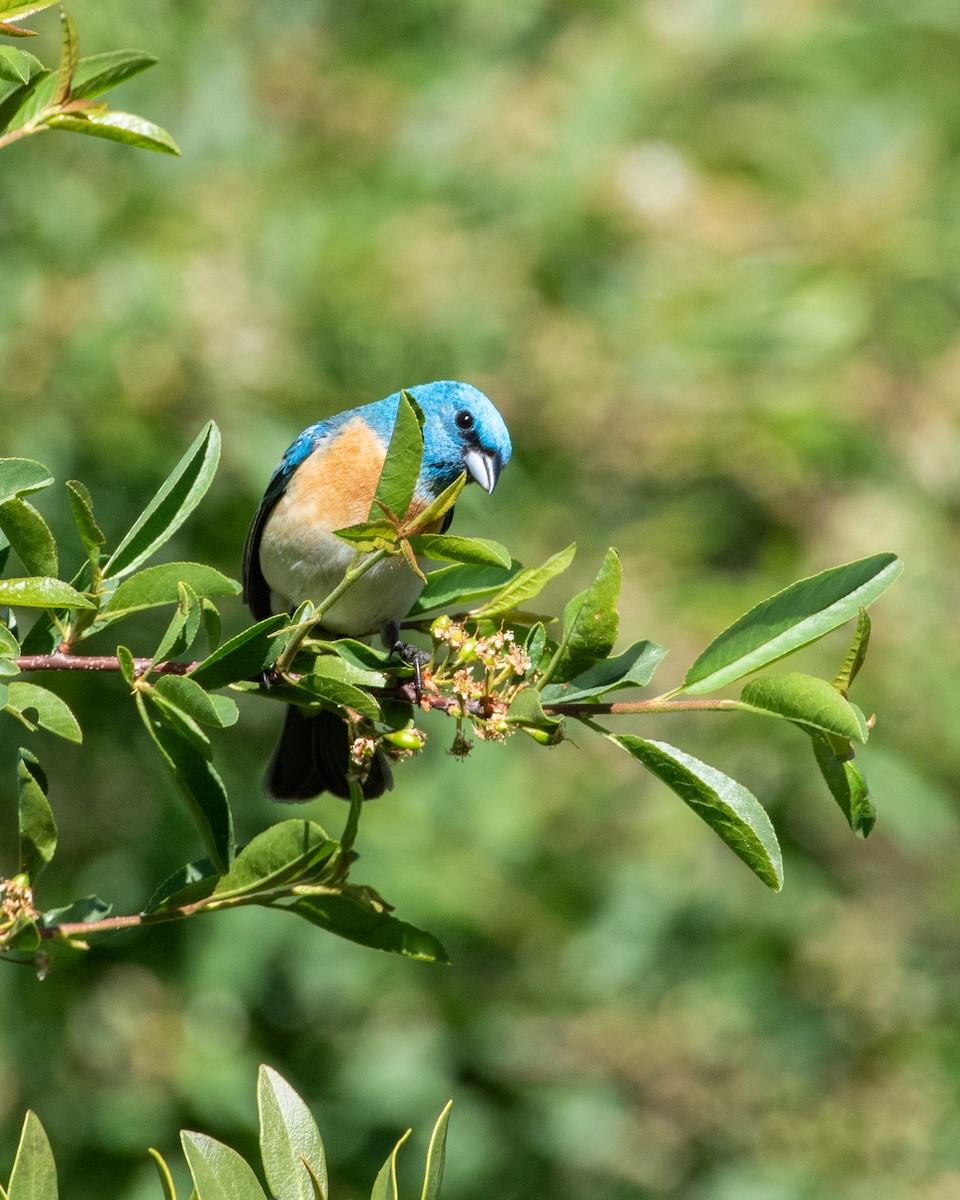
left=2, top=1, right=959, bottom=1196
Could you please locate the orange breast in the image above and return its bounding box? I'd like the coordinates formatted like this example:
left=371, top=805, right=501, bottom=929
left=274, top=416, right=388, bottom=532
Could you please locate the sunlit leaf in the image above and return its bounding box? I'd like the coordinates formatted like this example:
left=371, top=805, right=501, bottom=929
left=472, top=543, right=576, bottom=618
left=7, top=1110, right=57, bottom=1200
left=102, top=562, right=239, bottom=616
left=44, top=108, right=180, bottom=154
left=406, top=560, right=520, bottom=617
left=70, top=49, right=157, bottom=99
left=0, top=46, right=42, bottom=84
left=153, top=675, right=239, bottom=728
left=682, top=553, right=903, bottom=694
left=258, top=1066, right=329, bottom=1200
left=180, top=1133, right=268, bottom=1200
left=212, top=820, right=338, bottom=901
left=612, top=735, right=783, bottom=890
left=7, top=682, right=81, bottom=742
left=369, top=389, right=423, bottom=522
left=103, top=422, right=220, bottom=580
left=834, top=606, right=871, bottom=693
left=370, top=1129, right=410, bottom=1200
left=540, top=639, right=667, bottom=704
left=739, top=673, right=868, bottom=742
left=538, top=548, right=621, bottom=687
left=404, top=471, right=465, bottom=535
left=65, top=480, right=104, bottom=564
left=0, top=458, right=53, bottom=504
left=53, top=7, right=78, bottom=105
left=406, top=533, right=510, bottom=568
left=189, top=614, right=287, bottom=690
left=420, top=1102, right=453, bottom=1200
left=0, top=498, right=57, bottom=577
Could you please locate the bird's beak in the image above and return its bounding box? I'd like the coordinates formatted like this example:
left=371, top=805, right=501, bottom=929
left=463, top=447, right=502, bottom=494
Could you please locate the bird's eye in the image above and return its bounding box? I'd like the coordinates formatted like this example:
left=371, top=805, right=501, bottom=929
left=455, top=410, right=474, bottom=431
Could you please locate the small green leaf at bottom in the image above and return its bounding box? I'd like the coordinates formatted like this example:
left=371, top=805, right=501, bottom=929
left=258, top=1066, right=328, bottom=1200
left=180, top=1132, right=268, bottom=1200
left=8, top=1111, right=58, bottom=1200
left=611, top=735, right=783, bottom=890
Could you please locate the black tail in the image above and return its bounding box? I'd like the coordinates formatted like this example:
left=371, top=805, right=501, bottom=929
left=265, top=706, right=393, bottom=801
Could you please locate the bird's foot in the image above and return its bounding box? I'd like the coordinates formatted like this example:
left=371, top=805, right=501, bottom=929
left=383, top=621, right=430, bottom=702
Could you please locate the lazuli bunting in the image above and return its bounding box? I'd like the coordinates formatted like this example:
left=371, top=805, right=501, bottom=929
left=243, top=380, right=512, bottom=801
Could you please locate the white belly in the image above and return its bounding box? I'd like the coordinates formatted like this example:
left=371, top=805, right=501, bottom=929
left=259, top=522, right=424, bottom=636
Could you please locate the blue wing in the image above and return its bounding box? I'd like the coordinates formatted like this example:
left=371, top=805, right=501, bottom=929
left=242, top=423, right=326, bottom=620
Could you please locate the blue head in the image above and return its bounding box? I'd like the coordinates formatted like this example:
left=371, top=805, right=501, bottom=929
left=398, top=381, right=512, bottom=495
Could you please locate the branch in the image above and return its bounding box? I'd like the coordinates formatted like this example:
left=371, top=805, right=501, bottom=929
left=16, top=653, right=197, bottom=674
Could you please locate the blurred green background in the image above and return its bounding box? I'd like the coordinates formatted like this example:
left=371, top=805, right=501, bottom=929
left=2, top=1, right=960, bottom=1197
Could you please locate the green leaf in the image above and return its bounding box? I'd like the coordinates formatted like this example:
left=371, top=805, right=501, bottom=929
left=538, top=548, right=621, bottom=687
left=472, top=543, right=576, bottom=618
left=8, top=1111, right=57, bottom=1200
left=0, top=498, right=57, bottom=577
left=17, top=749, right=56, bottom=882
left=103, top=422, right=220, bottom=581
left=45, top=108, right=181, bottom=155
left=137, top=693, right=233, bottom=873
left=308, top=654, right=387, bottom=689
left=738, top=673, right=868, bottom=743
left=212, top=820, right=338, bottom=901
left=201, top=598, right=222, bottom=653
left=4, top=913, right=40, bottom=951
left=612, top=735, right=783, bottom=890
left=180, top=1133, right=268, bottom=1200
left=41, top=894, right=111, bottom=925
left=0, top=46, right=42, bottom=84
left=147, top=1149, right=177, bottom=1200
left=420, top=1102, right=453, bottom=1200
left=370, top=1130, right=410, bottom=1200
left=405, top=471, right=466, bottom=535
left=0, top=459, right=53, bottom=504
left=102, top=562, right=240, bottom=615
left=811, top=734, right=876, bottom=837
left=65, top=480, right=104, bottom=564
left=406, top=560, right=520, bottom=617
left=294, top=673, right=381, bottom=722
left=151, top=582, right=203, bottom=664
left=0, top=1, right=60, bottom=22
left=290, top=892, right=450, bottom=962
left=7, top=682, right=81, bottom=742
left=188, top=614, right=288, bottom=689
left=524, top=622, right=547, bottom=671
left=369, top=389, right=424, bottom=522
left=0, top=623, right=19, bottom=656
left=406, top=533, right=511, bottom=568
left=53, top=7, right=78, bottom=105
left=540, top=639, right=667, bottom=704
left=153, top=675, right=239, bottom=728
left=332, top=519, right=397, bottom=554
left=258, top=1066, right=329, bottom=1200
left=116, top=644, right=136, bottom=687
left=322, top=639, right=396, bottom=672
left=506, top=687, right=564, bottom=732
left=143, top=858, right=218, bottom=914
left=0, top=577, right=94, bottom=610
left=834, top=606, right=870, bottom=693
left=69, top=49, right=157, bottom=99
left=682, top=553, right=904, bottom=694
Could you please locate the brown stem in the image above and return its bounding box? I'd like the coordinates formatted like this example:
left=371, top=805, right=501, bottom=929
left=16, top=653, right=197, bottom=674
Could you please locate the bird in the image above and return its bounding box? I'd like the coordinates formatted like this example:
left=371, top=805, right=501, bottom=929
left=242, top=380, right=512, bottom=802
